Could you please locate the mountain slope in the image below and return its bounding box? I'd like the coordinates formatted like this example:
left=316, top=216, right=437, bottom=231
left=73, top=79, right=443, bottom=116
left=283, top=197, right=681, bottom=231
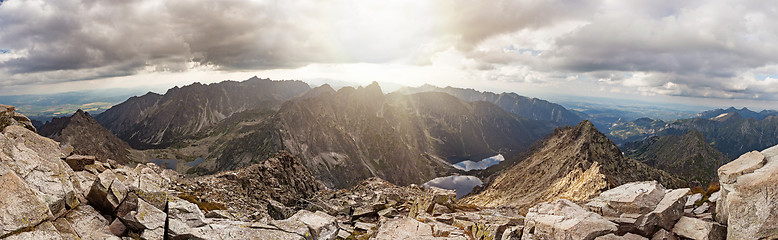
left=461, top=120, right=684, bottom=213
left=95, top=77, right=310, bottom=149
left=397, top=84, right=582, bottom=125
left=622, top=130, right=726, bottom=185
left=174, top=82, right=556, bottom=188
left=658, top=113, right=778, bottom=158
left=38, top=109, right=133, bottom=163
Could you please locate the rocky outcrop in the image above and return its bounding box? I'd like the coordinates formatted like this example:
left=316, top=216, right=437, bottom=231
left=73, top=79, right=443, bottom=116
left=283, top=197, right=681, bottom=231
left=716, top=145, right=778, bottom=240
left=38, top=109, right=133, bottom=163
left=0, top=104, right=36, bottom=132
left=174, top=151, right=324, bottom=221
left=462, top=121, right=685, bottom=213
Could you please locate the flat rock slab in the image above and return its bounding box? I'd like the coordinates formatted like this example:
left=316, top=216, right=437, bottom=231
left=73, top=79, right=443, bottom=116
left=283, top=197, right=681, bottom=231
left=718, top=151, right=766, bottom=184
left=595, top=181, right=666, bottom=215
left=524, top=199, right=617, bottom=240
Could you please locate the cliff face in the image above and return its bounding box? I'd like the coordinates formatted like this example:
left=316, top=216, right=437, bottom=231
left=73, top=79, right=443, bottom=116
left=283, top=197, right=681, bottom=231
left=95, top=77, right=310, bottom=149
left=38, top=109, right=133, bottom=163
left=461, top=120, right=685, bottom=213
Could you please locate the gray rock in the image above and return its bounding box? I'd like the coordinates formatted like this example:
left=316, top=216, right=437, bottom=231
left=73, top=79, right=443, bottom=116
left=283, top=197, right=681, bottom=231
left=273, top=210, right=339, bottom=240
left=651, top=229, right=678, bottom=240
left=378, top=207, right=399, bottom=218
left=3, top=221, right=62, bottom=240
left=634, top=188, right=689, bottom=236
left=86, top=169, right=127, bottom=212
left=168, top=196, right=207, bottom=228
left=140, top=227, right=164, bottom=240
left=671, top=217, right=725, bottom=240
left=718, top=151, right=766, bottom=184
left=374, top=217, right=437, bottom=240
left=0, top=171, right=53, bottom=236
left=593, top=181, right=666, bottom=215
left=685, top=193, right=702, bottom=209
left=1, top=126, right=80, bottom=217
left=121, top=198, right=165, bottom=232
left=716, top=145, right=778, bottom=240
left=707, top=191, right=720, bottom=203
left=62, top=205, right=120, bottom=240
left=523, top=199, right=617, bottom=240
left=692, top=202, right=709, bottom=215
left=198, top=220, right=304, bottom=240
left=595, top=233, right=648, bottom=240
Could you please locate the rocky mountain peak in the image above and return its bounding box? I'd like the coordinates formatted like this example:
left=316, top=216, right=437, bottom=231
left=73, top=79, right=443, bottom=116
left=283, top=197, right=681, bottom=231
left=39, top=109, right=132, bottom=163
left=462, top=120, right=684, bottom=213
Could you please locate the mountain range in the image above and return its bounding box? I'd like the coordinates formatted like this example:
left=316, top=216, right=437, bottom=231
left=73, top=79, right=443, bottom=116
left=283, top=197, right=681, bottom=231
left=162, top=82, right=556, bottom=188
left=397, top=84, right=583, bottom=125
left=94, top=77, right=311, bottom=149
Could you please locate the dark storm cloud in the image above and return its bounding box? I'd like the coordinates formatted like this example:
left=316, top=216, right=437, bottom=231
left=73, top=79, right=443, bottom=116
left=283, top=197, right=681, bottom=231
left=0, top=0, right=333, bottom=83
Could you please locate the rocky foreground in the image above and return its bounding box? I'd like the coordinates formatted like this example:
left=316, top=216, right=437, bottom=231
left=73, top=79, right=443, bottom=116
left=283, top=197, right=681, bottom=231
left=1, top=104, right=777, bottom=239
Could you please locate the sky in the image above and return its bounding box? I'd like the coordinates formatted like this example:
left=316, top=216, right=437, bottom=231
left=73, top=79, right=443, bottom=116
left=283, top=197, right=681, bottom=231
left=1, top=0, right=778, bottom=109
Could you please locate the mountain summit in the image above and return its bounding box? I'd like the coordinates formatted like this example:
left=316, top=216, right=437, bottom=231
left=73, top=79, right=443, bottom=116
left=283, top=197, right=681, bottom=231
left=38, top=109, right=132, bottom=163
left=462, top=120, right=684, bottom=213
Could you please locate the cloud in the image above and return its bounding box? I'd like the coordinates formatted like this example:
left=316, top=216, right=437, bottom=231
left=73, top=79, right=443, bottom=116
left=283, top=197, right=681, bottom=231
left=1, top=0, right=777, bottom=101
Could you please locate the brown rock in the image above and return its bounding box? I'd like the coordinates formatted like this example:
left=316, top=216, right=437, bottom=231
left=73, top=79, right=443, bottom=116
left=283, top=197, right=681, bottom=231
left=671, top=217, right=725, bottom=240
left=64, top=155, right=96, bottom=171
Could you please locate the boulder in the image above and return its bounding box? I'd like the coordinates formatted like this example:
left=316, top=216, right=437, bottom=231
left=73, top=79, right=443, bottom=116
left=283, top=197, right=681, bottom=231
left=1, top=126, right=80, bottom=217
left=0, top=105, right=36, bottom=132
left=634, top=188, right=689, bottom=236
left=671, top=217, right=724, bottom=240
left=273, top=210, right=339, bottom=240
left=109, top=218, right=127, bottom=236
left=692, top=202, right=709, bottom=215
left=62, top=205, right=120, bottom=240
left=86, top=169, right=127, bottom=212
left=716, top=145, right=778, bottom=240
left=685, top=193, right=702, bottom=209
left=168, top=196, right=207, bottom=228
left=121, top=198, right=166, bottom=232
left=590, top=181, right=666, bottom=215
left=374, top=217, right=437, bottom=240
left=0, top=172, right=54, bottom=236
left=594, top=233, right=647, bottom=240
left=64, top=155, right=96, bottom=171
left=166, top=196, right=209, bottom=239
left=523, top=199, right=617, bottom=240
left=651, top=229, right=678, bottom=240
left=267, top=198, right=295, bottom=220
